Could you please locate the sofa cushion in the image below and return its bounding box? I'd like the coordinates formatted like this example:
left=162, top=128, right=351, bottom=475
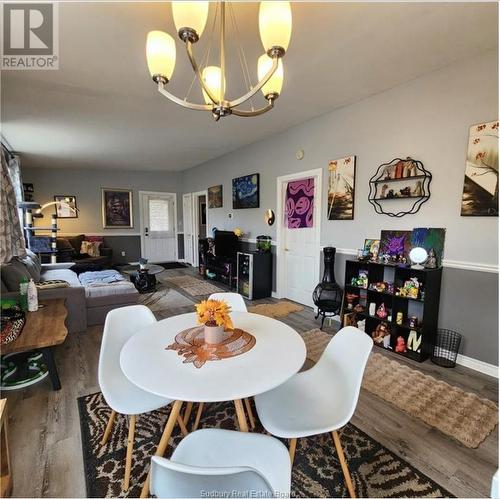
left=1, top=259, right=33, bottom=291
left=21, top=253, right=41, bottom=282
left=66, top=234, right=84, bottom=254
left=41, top=269, right=82, bottom=287
left=25, top=249, right=42, bottom=273
left=81, top=240, right=102, bottom=257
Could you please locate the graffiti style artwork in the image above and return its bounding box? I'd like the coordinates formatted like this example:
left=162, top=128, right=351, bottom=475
left=286, top=178, right=315, bottom=229
left=379, top=230, right=411, bottom=259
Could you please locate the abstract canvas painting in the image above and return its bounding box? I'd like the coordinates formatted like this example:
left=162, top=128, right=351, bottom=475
left=461, top=121, right=499, bottom=216
left=101, top=188, right=133, bottom=228
left=286, top=178, right=314, bottom=228
left=208, top=185, right=223, bottom=208
left=379, top=230, right=411, bottom=259
left=327, top=155, right=356, bottom=220
left=232, top=174, right=259, bottom=209
left=411, top=228, right=446, bottom=267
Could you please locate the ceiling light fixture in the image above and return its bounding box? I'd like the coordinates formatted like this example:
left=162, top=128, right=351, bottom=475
left=146, top=1, right=292, bottom=121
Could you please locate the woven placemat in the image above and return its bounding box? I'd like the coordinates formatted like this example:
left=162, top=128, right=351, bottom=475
left=166, top=326, right=256, bottom=368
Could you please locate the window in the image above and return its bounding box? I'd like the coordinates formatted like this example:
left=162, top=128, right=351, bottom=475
left=149, top=198, right=170, bottom=232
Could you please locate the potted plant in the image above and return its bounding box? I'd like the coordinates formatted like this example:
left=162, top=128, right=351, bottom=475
left=195, top=299, right=234, bottom=345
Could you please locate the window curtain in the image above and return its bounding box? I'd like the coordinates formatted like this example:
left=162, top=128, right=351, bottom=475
left=1, top=148, right=26, bottom=262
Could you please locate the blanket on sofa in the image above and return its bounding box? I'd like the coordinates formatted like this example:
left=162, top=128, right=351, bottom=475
left=79, top=270, right=126, bottom=287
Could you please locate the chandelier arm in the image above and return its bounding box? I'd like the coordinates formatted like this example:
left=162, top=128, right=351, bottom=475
left=227, top=56, right=279, bottom=108
left=158, top=82, right=212, bottom=111
left=231, top=100, right=275, bottom=117
left=185, top=41, right=220, bottom=106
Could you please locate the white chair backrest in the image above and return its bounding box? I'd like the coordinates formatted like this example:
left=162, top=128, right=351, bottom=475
left=314, top=326, right=373, bottom=420
left=208, top=293, right=247, bottom=312
left=150, top=456, right=273, bottom=498
left=98, top=305, right=156, bottom=386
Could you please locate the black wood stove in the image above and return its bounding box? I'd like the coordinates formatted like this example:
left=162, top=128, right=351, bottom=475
left=312, top=247, right=343, bottom=330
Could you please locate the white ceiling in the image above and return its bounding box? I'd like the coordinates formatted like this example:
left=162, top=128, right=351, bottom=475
left=2, top=2, right=498, bottom=172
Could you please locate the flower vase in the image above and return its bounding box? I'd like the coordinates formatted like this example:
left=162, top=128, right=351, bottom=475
left=204, top=324, right=224, bottom=344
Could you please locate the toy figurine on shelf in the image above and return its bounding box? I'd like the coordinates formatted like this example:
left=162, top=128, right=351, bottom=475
left=425, top=248, right=438, bottom=269
left=381, top=184, right=389, bottom=198
left=357, top=270, right=369, bottom=289
left=395, top=336, right=407, bottom=353
left=346, top=292, right=359, bottom=310
left=376, top=303, right=388, bottom=319
left=369, top=281, right=391, bottom=294
left=357, top=319, right=366, bottom=332
left=353, top=303, right=365, bottom=313
left=351, top=277, right=359, bottom=286
left=400, top=186, right=411, bottom=197
left=396, top=277, right=421, bottom=299
left=372, top=322, right=390, bottom=345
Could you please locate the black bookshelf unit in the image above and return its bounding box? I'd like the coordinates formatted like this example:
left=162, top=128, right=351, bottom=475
left=237, top=251, right=272, bottom=300
left=341, top=260, right=442, bottom=362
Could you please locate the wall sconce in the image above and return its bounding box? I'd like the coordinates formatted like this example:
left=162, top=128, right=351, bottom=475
left=264, top=209, right=275, bottom=226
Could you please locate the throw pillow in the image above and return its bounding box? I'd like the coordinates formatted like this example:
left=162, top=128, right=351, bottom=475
left=36, top=280, right=69, bottom=289
left=80, top=241, right=102, bottom=257
left=66, top=234, right=85, bottom=254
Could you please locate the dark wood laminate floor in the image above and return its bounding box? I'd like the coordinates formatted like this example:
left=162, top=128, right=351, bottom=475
left=4, top=268, right=498, bottom=498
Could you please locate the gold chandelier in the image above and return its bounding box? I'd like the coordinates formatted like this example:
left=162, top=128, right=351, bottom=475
left=146, top=1, right=292, bottom=121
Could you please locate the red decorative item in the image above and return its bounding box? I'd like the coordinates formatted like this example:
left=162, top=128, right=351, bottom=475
left=376, top=302, right=388, bottom=319
left=395, top=336, right=407, bottom=353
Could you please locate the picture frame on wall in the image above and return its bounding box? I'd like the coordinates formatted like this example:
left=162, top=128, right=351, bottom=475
left=208, top=185, right=223, bottom=208
left=54, top=195, right=78, bottom=218
left=101, top=188, right=133, bottom=228
left=232, top=173, right=260, bottom=209
left=327, top=155, right=356, bottom=220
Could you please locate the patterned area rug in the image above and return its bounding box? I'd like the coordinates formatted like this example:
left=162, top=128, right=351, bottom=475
left=78, top=393, right=451, bottom=498
left=165, top=275, right=225, bottom=296
left=248, top=300, right=304, bottom=318
left=138, top=285, right=194, bottom=312
left=302, top=329, right=498, bottom=448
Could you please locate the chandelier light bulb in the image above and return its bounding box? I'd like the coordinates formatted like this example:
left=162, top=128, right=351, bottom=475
left=258, top=54, right=284, bottom=98
left=202, top=66, right=225, bottom=105
left=146, top=31, right=176, bottom=82
left=259, top=1, right=292, bottom=54
left=172, top=2, right=209, bottom=41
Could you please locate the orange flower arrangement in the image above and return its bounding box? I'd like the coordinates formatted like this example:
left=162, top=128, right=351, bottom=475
left=195, top=299, right=234, bottom=330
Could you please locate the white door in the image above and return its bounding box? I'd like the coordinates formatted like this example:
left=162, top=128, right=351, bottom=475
left=183, top=193, right=194, bottom=266
left=140, top=192, right=177, bottom=263
left=277, top=171, right=322, bottom=308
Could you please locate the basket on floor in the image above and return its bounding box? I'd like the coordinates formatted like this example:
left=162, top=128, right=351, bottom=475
left=431, top=328, right=462, bottom=368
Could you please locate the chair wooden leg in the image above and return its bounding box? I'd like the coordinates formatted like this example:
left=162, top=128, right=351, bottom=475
left=183, top=402, right=193, bottom=425
left=100, top=409, right=116, bottom=445
left=140, top=400, right=183, bottom=498
left=289, top=438, right=297, bottom=465
left=176, top=415, right=189, bottom=437
left=122, top=415, right=136, bottom=492
left=331, top=431, right=355, bottom=498
left=243, top=398, right=256, bottom=430
left=233, top=399, right=249, bottom=432
left=193, top=402, right=204, bottom=431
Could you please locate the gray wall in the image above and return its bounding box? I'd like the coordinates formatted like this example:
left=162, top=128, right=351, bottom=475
left=180, top=50, right=499, bottom=365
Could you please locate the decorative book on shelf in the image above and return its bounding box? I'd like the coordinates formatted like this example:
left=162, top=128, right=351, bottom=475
left=341, top=259, right=442, bottom=363
left=368, top=157, right=432, bottom=217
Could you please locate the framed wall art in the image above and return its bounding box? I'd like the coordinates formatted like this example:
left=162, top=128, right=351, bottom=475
left=101, top=188, right=133, bottom=228
left=327, top=155, right=356, bottom=220
left=461, top=121, right=499, bottom=216
left=286, top=177, right=315, bottom=228
left=379, top=230, right=412, bottom=260
left=208, top=185, right=223, bottom=208
left=232, top=173, right=259, bottom=209
left=54, top=195, right=78, bottom=218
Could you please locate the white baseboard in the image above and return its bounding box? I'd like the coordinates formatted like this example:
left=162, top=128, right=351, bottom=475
left=456, top=354, right=498, bottom=378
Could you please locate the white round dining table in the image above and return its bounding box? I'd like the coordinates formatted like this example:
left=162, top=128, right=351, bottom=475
left=120, top=311, right=306, bottom=402
left=120, top=311, right=306, bottom=498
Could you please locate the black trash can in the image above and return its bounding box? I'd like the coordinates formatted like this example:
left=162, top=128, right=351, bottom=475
left=431, top=329, right=462, bottom=368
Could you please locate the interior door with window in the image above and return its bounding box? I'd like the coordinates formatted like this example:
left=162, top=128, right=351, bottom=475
left=140, top=192, right=176, bottom=263
left=183, top=193, right=194, bottom=265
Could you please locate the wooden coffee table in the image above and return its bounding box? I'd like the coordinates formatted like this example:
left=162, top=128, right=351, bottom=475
left=1, top=299, right=68, bottom=390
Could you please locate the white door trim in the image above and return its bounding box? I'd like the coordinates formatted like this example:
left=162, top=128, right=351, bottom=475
left=139, top=191, right=178, bottom=262
left=276, top=168, right=323, bottom=300
left=192, top=190, right=208, bottom=267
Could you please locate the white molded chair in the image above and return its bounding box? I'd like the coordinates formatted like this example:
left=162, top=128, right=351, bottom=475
left=150, top=429, right=291, bottom=498
left=99, top=305, right=175, bottom=491
left=208, top=292, right=247, bottom=312
left=255, top=326, right=373, bottom=498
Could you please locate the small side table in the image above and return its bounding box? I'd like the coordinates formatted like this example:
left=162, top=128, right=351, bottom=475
left=1, top=300, right=68, bottom=391
left=121, top=264, right=165, bottom=293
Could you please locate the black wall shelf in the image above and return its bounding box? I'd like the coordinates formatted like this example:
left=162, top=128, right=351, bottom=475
left=341, top=260, right=442, bottom=362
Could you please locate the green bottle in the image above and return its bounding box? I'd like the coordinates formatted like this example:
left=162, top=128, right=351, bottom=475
left=19, top=276, right=29, bottom=312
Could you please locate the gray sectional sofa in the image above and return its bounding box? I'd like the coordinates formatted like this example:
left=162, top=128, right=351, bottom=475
left=1, top=250, right=139, bottom=333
